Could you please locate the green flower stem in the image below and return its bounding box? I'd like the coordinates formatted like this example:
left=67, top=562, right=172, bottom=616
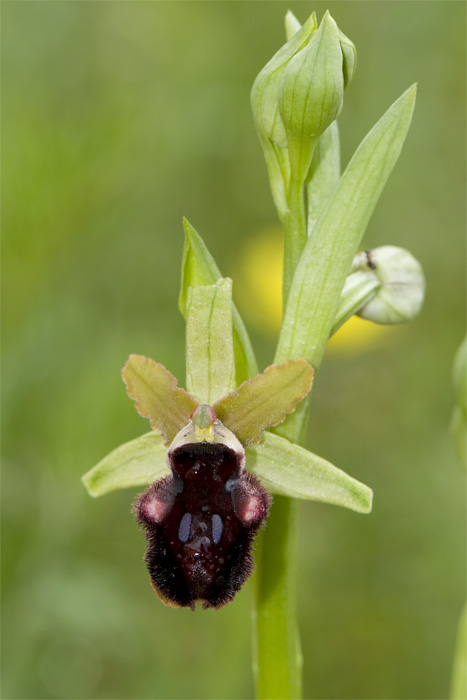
left=253, top=496, right=302, bottom=700
left=253, top=150, right=318, bottom=700
left=253, top=176, right=307, bottom=700
left=253, top=389, right=314, bottom=700
left=282, top=177, right=307, bottom=305
left=254, top=84, right=416, bottom=700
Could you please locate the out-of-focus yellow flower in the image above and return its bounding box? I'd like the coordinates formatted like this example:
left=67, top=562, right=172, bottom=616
left=235, top=229, right=390, bottom=352
left=235, top=229, right=284, bottom=336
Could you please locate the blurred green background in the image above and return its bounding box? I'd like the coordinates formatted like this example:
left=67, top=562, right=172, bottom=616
left=2, top=2, right=465, bottom=699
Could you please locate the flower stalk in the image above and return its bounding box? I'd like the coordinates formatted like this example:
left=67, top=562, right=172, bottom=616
left=282, top=177, right=307, bottom=304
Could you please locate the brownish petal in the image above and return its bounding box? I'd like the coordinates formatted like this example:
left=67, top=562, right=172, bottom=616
left=122, top=355, right=199, bottom=445
left=213, top=359, right=313, bottom=445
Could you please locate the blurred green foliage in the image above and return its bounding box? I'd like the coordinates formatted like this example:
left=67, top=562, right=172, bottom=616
left=2, top=2, right=465, bottom=699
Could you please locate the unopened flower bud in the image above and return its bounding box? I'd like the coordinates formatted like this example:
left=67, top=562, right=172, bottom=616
left=284, top=13, right=356, bottom=87
left=278, top=11, right=345, bottom=182
left=251, top=13, right=317, bottom=150
left=250, top=12, right=317, bottom=214
left=351, top=246, right=425, bottom=324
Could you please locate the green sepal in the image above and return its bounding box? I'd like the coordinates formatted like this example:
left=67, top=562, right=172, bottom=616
left=186, top=278, right=236, bottom=404
left=122, top=355, right=199, bottom=445
left=213, top=359, right=313, bottom=445
left=81, top=428, right=373, bottom=513
left=82, top=431, right=169, bottom=497
left=276, top=84, right=417, bottom=370
left=179, top=217, right=258, bottom=383
left=246, top=432, right=373, bottom=513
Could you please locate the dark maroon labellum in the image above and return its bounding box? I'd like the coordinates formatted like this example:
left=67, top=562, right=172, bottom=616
left=134, top=416, right=271, bottom=610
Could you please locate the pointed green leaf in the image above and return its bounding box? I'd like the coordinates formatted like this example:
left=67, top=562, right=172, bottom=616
left=122, top=355, right=199, bottom=444
left=82, top=431, right=169, bottom=497
left=186, top=278, right=236, bottom=404
left=213, top=359, right=313, bottom=445
left=179, top=218, right=258, bottom=383
left=276, top=85, right=417, bottom=370
left=246, top=432, right=372, bottom=513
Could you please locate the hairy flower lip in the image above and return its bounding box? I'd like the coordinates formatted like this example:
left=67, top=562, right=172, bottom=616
left=135, top=418, right=271, bottom=610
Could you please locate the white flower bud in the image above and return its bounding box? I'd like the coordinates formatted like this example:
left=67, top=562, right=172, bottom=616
left=352, top=246, right=425, bottom=324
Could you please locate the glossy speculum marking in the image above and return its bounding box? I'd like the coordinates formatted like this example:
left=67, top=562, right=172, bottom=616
left=134, top=408, right=271, bottom=610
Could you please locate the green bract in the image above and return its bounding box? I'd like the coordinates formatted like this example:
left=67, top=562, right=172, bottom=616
left=306, top=121, right=340, bottom=237
left=179, top=217, right=258, bottom=383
